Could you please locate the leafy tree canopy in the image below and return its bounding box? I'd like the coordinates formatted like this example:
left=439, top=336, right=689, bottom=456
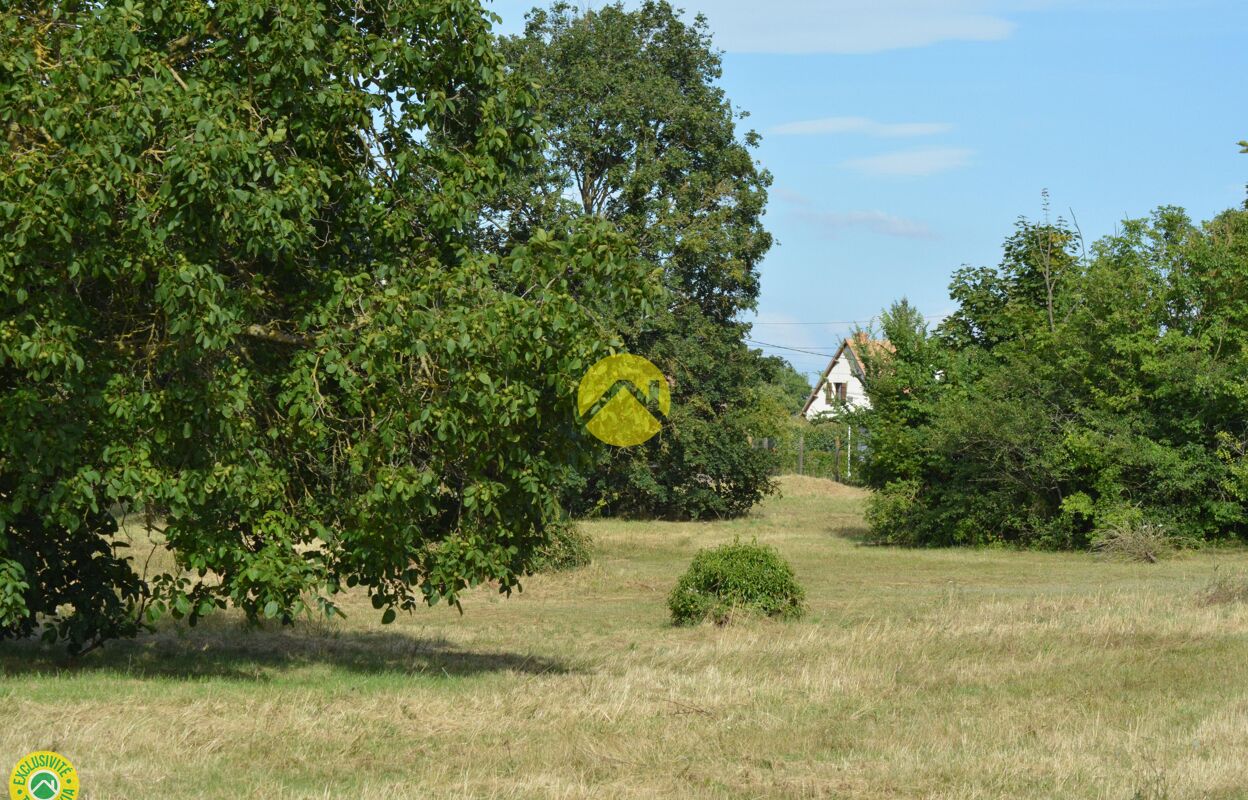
left=762, top=356, right=814, bottom=416
left=858, top=203, right=1248, bottom=548
left=0, top=0, right=654, bottom=651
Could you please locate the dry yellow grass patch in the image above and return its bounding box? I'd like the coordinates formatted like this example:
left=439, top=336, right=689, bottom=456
left=3, top=475, right=1248, bottom=799
left=771, top=473, right=868, bottom=499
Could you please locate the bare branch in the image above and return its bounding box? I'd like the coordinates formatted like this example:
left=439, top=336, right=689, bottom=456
left=242, top=325, right=312, bottom=346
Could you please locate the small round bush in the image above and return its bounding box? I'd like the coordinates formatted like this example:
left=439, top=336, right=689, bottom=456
left=668, top=540, right=806, bottom=626
left=525, top=518, right=593, bottom=574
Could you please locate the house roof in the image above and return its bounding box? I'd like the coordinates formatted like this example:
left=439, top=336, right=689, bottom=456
left=799, top=334, right=892, bottom=416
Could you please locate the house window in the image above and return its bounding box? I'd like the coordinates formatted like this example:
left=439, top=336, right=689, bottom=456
left=834, top=382, right=847, bottom=402
left=824, top=382, right=833, bottom=403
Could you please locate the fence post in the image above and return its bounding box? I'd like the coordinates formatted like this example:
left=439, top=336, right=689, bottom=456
left=796, top=431, right=804, bottom=475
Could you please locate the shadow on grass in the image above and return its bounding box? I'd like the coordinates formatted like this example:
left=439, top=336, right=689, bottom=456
left=0, top=622, right=576, bottom=681
left=829, top=524, right=879, bottom=545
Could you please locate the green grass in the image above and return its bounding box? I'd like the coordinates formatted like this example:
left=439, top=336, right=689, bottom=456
left=4, top=475, right=1248, bottom=799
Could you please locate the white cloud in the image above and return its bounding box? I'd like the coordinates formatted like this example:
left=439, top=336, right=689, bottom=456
left=775, top=189, right=938, bottom=239
left=842, top=146, right=974, bottom=176
left=488, top=0, right=1076, bottom=53
left=698, top=0, right=1016, bottom=54
left=796, top=209, right=939, bottom=239
left=771, top=186, right=815, bottom=206
left=771, top=116, right=953, bottom=137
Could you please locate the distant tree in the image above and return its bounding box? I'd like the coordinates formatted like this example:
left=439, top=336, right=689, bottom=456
left=763, top=357, right=815, bottom=415
left=1241, top=139, right=1248, bottom=206
left=498, top=2, right=778, bottom=519
left=0, top=0, right=654, bottom=652
left=852, top=299, right=945, bottom=499
left=859, top=205, right=1248, bottom=548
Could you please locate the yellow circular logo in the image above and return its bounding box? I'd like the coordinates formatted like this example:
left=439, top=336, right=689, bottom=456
left=9, top=752, right=78, bottom=800
left=576, top=354, right=671, bottom=447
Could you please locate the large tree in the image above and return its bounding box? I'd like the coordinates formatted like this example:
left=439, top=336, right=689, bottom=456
left=0, top=0, right=654, bottom=651
left=497, top=1, right=778, bottom=519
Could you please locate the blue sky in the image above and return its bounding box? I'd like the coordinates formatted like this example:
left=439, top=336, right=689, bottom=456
left=487, top=0, right=1248, bottom=383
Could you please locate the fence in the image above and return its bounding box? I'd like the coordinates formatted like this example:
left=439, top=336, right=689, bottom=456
left=762, top=416, right=866, bottom=484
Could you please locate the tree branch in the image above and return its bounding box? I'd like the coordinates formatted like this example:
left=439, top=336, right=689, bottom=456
left=242, top=325, right=312, bottom=346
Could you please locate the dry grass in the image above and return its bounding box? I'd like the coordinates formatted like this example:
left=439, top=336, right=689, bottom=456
left=1200, top=567, right=1248, bottom=607
left=4, top=475, right=1248, bottom=799
left=1093, top=521, right=1176, bottom=564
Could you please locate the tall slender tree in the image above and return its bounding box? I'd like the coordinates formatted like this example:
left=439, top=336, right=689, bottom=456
left=497, top=1, right=779, bottom=519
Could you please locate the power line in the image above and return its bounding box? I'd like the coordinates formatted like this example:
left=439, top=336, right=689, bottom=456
left=748, top=314, right=878, bottom=321
left=746, top=309, right=952, bottom=366
left=744, top=312, right=951, bottom=363
left=748, top=314, right=947, bottom=326
left=744, top=339, right=839, bottom=358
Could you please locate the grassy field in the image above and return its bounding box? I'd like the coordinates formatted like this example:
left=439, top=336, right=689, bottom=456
left=4, top=475, right=1248, bottom=799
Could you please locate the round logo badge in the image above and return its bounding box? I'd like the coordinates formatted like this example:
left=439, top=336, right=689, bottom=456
left=576, top=354, right=670, bottom=447
left=8, top=752, right=78, bottom=800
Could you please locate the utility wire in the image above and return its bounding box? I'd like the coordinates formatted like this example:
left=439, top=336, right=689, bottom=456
left=749, top=320, right=874, bottom=326
left=744, top=339, right=840, bottom=358
left=748, top=314, right=947, bottom=326
left=745, top=313, right=950, bottom=361
left=755, top=344, right=863, bottom=350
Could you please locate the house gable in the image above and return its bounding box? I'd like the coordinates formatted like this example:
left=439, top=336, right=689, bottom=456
left=800, top=336, right=885, bottom=419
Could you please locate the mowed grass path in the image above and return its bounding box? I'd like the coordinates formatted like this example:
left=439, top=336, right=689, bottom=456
left=4, top=476, right=1248, bottom=799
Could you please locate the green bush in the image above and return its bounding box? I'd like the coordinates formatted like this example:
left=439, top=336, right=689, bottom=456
left=863, top=479, right=926, bottom=546
left=668, top=541, right=805, bottom=625
left=525, top=519, right=593, bottom=574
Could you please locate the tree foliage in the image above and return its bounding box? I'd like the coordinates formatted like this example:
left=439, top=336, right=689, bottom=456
left=761, top=356, right=813, bottom=416
left=498, top=1, right=778, bottom=519
left=0, top=0, right=654, bottom=651
left=859, top=205, right=1248, bottom=548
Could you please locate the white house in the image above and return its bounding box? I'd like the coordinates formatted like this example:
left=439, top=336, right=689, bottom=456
left=800, top=335, right=886, bottom=420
